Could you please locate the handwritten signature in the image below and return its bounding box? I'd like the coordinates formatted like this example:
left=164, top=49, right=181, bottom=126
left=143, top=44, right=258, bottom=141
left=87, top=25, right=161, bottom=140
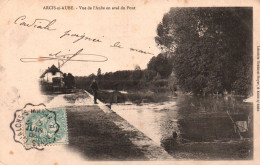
left=20, top=48, right=108, bottom=68
left=14, top=15, right=154, bottom=57
left=60, top=30, right=103, bottom=43
left=110, top=42, right=123, bottom=48
left=14, top=15, right=56, bottom=31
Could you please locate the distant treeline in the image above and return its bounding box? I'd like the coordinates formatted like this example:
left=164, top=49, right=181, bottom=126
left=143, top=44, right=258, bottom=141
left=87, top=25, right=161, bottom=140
left=75, top=69, right=172, bottom=93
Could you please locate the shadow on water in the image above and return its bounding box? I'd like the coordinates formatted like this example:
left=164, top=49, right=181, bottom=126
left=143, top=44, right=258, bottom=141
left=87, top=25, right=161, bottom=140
left=175, top=95, right=253, bottom=142
left=168, top=95, right=253, bottom=159
left=113, top=94, right=253, bottom=160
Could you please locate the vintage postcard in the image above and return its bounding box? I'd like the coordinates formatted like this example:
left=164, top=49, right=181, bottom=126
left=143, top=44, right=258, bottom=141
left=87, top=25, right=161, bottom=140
left=0, top=0, right=259, bottom=164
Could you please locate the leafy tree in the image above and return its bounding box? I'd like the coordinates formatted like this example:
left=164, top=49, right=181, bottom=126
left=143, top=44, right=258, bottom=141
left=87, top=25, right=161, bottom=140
left=147, top=53, right=173, bottom=78
left=132, top=70, right=143, bottom=81
left=64, top=73, right=75, bottom=89
left=156, top=8, right=252, bottom=95
left=97, top=68, right=101, bottom=78
left=143, top=69, right=157, bottom=81
left=135, top=65, right=141, bottom=70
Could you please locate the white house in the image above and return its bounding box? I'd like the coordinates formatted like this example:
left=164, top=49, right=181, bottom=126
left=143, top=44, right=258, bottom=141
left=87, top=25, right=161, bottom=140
left=40, top=65, right=63, bottom=84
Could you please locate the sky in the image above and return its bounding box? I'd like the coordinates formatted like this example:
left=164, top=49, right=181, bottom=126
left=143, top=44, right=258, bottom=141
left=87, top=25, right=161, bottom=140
left=1, top=0, right=171, bottom=78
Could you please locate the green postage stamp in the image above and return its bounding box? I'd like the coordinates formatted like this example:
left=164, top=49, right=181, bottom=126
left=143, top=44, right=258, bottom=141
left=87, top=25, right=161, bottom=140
left=10, top=103, right=68, bottom=150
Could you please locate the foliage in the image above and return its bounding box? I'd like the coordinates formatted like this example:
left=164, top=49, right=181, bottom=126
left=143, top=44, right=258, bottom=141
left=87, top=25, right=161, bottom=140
left=147, top=53, right=173, bottom=78
left=97, top=68, right=101, bottom=78
left=63, top=73, right=75, bottom=89
left=134, top=65, right=141, bottom=70
left=155, top=8, right=252, bottom=96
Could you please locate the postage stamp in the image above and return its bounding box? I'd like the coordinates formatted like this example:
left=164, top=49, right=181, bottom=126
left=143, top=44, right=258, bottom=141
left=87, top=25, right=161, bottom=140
left=10, top=103, right=68, bottom=150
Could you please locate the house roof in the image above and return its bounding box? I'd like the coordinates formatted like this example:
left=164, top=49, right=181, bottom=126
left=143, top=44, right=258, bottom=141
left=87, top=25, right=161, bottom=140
left=40, top=65, right=62, bottom=78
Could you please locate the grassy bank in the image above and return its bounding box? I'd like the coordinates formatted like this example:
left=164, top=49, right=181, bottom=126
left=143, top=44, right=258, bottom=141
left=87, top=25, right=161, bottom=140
left=66, top=105, right=148, bottom=160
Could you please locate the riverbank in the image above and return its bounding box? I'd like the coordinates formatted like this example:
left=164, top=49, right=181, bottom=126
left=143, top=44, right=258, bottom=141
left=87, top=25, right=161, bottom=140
left=66, top=105, right=172, bottom=160
left=45, top=91, right=173, bottom=160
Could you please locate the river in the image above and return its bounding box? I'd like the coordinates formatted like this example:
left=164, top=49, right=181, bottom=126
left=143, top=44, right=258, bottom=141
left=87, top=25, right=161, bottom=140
left=112, top=94, right=253, bottom=146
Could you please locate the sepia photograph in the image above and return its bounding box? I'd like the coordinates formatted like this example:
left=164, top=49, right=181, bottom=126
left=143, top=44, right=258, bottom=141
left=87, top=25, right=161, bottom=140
left=0, top=1, right=257, bottom=164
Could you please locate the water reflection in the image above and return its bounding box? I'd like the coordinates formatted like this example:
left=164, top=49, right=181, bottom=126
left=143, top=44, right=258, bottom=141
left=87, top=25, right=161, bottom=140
left=112, top=95, right=253, bottom=145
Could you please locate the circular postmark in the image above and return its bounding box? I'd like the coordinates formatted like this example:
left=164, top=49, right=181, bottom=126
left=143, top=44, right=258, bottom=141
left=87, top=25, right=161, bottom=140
left=10, top=103, right=68, bottom=150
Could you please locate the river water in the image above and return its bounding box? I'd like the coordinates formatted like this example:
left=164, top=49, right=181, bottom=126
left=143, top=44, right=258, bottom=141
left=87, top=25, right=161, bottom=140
left=112, top=95, right=253, bottom=146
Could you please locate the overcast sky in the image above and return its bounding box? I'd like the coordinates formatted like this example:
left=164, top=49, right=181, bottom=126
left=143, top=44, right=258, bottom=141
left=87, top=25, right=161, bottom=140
left=1, top=1, right=171, bottom=78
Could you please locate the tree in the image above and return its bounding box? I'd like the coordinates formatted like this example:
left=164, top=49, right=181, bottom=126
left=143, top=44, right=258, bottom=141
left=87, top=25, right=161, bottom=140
left=134, top=65, right=141, bottom=70
left=155, top=8, right=252, bottom=95
left=147, top=53, right=173, bottom=78
left=97, top=68, right=101, bottom=78
left=64, top=73, right=75, bottom=89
